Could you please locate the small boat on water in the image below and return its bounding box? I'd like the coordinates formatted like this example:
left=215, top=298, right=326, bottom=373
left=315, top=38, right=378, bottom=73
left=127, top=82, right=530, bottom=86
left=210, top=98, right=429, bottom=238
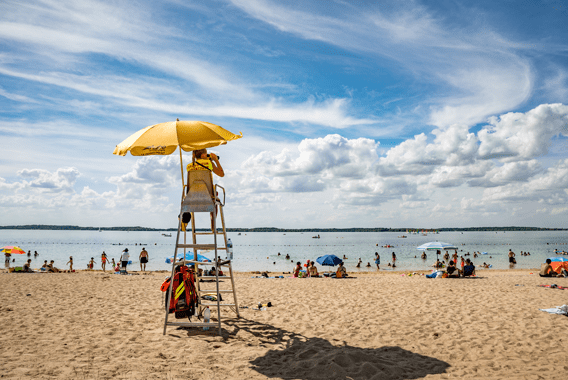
left=312, top=234, right=321, bottom=239
left=398, top=235, right=407, bottom=238
left=162, top=233, right=172, bottom=237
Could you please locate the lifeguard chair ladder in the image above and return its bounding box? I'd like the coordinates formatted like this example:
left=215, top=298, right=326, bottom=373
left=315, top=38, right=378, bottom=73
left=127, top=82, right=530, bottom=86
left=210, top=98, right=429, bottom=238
left=163, top=169, right=240, bottom=336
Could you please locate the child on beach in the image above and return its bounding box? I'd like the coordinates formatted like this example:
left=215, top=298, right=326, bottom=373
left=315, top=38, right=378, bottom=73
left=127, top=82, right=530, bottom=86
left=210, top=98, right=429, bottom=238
left=101, top=252, right=109, bottom=272
left=66, top=257, right=73, bottom=271
left=293, top=262, right=302, bottom=277
left=88, top=257, right=96, bottom=270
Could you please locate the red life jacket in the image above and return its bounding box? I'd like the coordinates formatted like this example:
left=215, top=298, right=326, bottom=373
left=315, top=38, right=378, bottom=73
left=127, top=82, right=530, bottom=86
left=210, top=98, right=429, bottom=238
left=164, top=265, right=198, bottom=319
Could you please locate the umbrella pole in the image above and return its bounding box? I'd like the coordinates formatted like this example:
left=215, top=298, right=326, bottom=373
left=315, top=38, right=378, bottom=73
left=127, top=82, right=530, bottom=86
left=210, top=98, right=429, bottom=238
left=179, top=149, right=185, bottom=190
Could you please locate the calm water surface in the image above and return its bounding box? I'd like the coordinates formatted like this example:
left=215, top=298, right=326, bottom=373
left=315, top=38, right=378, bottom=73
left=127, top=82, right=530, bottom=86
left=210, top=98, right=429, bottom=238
left=1, top=230, right=567, bottom=272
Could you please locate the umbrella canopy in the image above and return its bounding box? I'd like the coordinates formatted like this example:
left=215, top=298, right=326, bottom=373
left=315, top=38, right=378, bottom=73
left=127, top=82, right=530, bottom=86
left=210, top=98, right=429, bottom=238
left=113, top=120, right=242, bottom=156
left=316, top=254, right=343, bottom=266
left=165, top=252, right=211, bottom=264
left=548, top=257, right=568, bottom=273
left=1, top=246, right=26, bottom=254
left=416, top=242, right=458, bottom=251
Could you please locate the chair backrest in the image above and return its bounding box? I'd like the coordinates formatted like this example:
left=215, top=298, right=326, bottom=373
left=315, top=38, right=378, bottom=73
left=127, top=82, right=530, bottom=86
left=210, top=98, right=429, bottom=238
left=187, top=169, right=214, bottom=197
left=182, top=169, right=216, bottom=213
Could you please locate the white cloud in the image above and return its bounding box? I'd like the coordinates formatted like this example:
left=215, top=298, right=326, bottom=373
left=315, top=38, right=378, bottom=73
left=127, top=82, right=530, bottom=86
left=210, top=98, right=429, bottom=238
left=477, top=103, right=568, bottom=161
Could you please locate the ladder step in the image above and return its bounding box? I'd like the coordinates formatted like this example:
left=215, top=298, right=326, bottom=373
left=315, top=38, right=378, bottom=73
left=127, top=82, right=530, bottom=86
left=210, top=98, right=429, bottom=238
left=200, top=303, right=236, bottom=307
left=176, top=244, right=216, bottom=249
left=199, top=276, right=231, bottom=279
left=198, top=289, right=234, bottom=293
left=174, top=260, right=217, bottom=266
left=166, top=322, right=219, bottom=328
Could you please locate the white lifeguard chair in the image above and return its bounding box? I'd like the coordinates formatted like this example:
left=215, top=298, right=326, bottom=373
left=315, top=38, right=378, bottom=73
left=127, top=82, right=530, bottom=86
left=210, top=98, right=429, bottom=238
left=163, top=164, right=240, bottom=336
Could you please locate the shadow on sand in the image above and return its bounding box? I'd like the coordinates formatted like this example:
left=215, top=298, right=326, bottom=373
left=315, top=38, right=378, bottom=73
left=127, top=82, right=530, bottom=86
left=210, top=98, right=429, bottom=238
left=222, top=318, right=450, bottom=380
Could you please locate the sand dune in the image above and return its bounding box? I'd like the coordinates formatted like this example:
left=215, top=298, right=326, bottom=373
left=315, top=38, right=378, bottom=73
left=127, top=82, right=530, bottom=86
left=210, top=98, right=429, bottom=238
left=1, top=269, right=567, bottom=379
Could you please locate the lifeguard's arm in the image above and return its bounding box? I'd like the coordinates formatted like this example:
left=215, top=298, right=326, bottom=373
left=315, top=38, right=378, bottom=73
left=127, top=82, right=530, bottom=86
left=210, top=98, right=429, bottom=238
left=203, top=153, right=224, bottom=177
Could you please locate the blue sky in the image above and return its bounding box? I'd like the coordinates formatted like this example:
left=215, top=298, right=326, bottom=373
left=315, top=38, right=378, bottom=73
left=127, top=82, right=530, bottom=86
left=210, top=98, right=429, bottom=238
left=1, top=0, right=567, bottom=229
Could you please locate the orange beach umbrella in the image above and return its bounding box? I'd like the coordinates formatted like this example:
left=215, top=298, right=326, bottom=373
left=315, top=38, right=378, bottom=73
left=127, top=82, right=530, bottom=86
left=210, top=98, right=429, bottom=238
left=1, top=246, right=26, bottom=254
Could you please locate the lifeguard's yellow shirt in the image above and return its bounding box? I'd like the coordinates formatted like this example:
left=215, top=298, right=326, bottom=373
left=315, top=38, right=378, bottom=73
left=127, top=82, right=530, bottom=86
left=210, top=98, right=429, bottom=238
left=187, top=158, right=213, bottom=171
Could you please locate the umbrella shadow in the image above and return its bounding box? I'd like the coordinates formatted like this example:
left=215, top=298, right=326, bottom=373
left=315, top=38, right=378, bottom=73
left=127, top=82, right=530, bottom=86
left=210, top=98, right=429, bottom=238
left=222, top=318, right=450, bottom=380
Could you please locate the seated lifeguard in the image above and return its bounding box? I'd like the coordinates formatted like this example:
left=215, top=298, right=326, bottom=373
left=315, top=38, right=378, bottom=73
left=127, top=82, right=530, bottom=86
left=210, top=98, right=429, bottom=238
left=187, top=148, right=224, bottom=178
left=183, top=149, right=224, bottom=230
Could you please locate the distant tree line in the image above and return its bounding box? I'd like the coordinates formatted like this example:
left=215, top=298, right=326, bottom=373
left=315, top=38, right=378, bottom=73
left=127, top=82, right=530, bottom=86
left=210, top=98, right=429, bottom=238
left=0, top=225, right=566, bottom=232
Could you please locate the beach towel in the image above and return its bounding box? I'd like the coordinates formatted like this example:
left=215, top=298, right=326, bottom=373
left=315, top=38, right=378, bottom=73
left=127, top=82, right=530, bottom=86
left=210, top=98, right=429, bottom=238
left=537, top=284, right=568, bottom=290
left=539, top=305, right=568, bottom=315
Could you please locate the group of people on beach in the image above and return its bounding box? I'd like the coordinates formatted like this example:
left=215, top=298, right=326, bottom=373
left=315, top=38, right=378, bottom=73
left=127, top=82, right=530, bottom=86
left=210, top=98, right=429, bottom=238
left=8, top=247, right=150, bottom=273
left=292, top=260, right=348, bottom=278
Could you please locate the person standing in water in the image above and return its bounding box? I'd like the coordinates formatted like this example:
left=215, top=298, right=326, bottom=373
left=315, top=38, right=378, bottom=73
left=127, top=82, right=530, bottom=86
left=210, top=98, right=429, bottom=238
left=375, top=252, right=380, bottom=270
left=139, top=247, right=149, bottom=271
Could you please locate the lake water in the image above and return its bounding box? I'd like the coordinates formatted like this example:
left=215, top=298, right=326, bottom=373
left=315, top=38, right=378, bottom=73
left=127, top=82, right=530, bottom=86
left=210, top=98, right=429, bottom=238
left=1, top=230, right=567, bottom=273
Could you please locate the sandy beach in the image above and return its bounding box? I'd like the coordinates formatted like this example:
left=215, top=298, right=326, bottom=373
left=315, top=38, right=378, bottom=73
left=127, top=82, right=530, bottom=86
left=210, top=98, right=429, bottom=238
left=1, top=268, right=567, bottom=379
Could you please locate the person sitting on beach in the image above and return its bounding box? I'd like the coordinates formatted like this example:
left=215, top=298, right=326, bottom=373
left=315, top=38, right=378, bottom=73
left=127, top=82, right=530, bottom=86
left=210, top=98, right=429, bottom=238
left=41, top=260, right=48, bottom=270
left=308, top=261, right=319, bottom=277
left=47, top=260, right=60, bottom=273
left=539, top=259, right=559, bottom=277
left=293, top=262, right=302, bottom=277
left=336, top=262, right=347, bottom=278
left=446, top=260, right=460, bottom=278
left=366, top=262, right=371, bottom=267
left=23, top=259, right=33, bottom=273
left=463, top=259, right=476, bottom=277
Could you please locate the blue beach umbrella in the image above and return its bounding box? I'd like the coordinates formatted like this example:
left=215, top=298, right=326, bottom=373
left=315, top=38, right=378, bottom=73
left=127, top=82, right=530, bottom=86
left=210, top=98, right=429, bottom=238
left=165, top=252, right=211, bottom=264
left=316, top=254, right=342, bottom=266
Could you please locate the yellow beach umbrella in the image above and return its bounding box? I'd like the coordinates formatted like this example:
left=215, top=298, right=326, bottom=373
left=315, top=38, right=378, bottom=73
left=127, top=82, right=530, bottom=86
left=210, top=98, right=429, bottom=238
left=113, top=120, right=242, bottom=187
left=113, top=120, right=242, bottom=157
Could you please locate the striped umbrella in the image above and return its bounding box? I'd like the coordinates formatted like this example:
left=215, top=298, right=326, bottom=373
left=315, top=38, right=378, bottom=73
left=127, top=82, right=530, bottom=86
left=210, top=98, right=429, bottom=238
left=1, top=246, right=26, bottom=254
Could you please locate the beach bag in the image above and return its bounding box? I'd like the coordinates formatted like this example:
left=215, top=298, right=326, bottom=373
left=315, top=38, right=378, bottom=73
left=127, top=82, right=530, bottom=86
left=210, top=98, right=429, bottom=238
left=167, top=266, right=198, bottom=320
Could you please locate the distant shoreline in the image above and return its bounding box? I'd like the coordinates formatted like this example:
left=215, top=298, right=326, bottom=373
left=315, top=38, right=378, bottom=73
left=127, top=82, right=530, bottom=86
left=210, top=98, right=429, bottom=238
left=0, top=225, right=566, bottom=232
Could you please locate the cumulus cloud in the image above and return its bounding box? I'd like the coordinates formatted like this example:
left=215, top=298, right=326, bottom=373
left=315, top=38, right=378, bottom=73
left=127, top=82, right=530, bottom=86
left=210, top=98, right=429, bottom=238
left=477, top=103, right=568, bottom=162
left=17, top=167, right=80, bottom=192
left=242, top=134, right=379, bottom=179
